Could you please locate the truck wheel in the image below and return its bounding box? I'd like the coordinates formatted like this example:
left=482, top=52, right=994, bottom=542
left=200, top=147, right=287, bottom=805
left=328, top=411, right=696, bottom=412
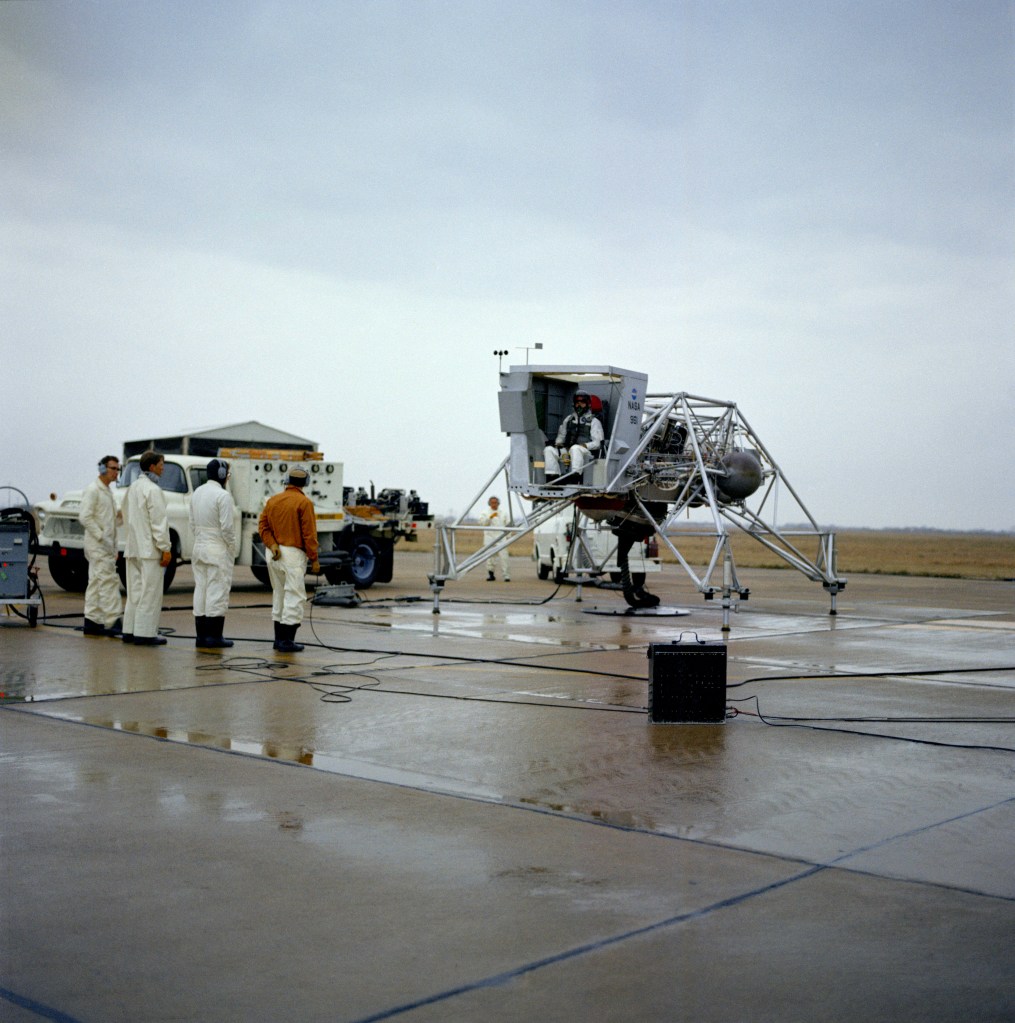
left=347, top=539, right=379, bottom=588
left=250, top=565, right=271, bottom=587
left=534, top=544, right=551, bottom=579
left=48, top=553, right=88, bottom=592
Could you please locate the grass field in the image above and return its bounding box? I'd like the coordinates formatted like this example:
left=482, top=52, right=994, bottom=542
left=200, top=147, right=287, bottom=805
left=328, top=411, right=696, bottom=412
left=436, top=526, right=1015, bottom=580
left=666, top=530, right=1014, bottom=580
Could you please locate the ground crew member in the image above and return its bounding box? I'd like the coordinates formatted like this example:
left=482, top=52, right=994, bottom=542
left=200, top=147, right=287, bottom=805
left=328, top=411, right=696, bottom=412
left=190, top=458, right=238, bottom=648
left=478, top=495, right=511, bottom=582
left=543, top=390, right=604, bottom=481
left=122, top=450, right=172, bottom=646
left=80, top=455, right=123, bottom=636
left=258, top=466, right=320, bottom=653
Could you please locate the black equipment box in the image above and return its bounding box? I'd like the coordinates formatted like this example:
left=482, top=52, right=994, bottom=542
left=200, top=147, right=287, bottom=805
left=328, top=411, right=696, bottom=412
left=647, top=640, right=727, bottom=723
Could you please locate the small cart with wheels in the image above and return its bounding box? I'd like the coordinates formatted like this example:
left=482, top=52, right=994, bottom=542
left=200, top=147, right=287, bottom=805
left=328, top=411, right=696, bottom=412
left=1, top=486, right=43, bottom=628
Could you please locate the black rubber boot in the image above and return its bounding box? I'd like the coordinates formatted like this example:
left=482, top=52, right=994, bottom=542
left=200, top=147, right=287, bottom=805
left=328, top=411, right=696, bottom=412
left=272, top=621, right=283, bottom=651
left=206, top=617, right=234, bottom=648
left=83, top=618, right=106, bottom=636
left=105, top=617, right=123, bottom=637
left=194, top=615, right=209, bottom=647
left=276, top=623, right=304, bottom=653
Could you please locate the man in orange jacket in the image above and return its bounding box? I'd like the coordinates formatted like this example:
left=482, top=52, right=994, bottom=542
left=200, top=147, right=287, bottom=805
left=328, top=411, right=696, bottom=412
left=258, top=467, right=320, bottom=653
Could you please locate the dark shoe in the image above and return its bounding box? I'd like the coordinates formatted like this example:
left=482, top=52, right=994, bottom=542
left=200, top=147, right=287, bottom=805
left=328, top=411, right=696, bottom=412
left=134, top=635, right=168, bottom=646
left=272, top=620, right=283, bottom=651
left=487, top=572, right=496, bottom=582
left=121, top=633, right=134, bottom=643
left=105, top=618, right=123, bottom=637
left=194, top=615, right=209, bottom=647
left=83, top=618, right=106, bottom=636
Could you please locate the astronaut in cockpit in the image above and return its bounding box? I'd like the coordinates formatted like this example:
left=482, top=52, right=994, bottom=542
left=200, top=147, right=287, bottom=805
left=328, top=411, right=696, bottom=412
left=543, top=390, right=605, bottom=482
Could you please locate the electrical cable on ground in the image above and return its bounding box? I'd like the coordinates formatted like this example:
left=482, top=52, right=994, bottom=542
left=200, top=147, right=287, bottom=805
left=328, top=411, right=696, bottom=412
left=21, top=580, right=1015, bottom=750
left=727, top=695, right=1015, bottom=754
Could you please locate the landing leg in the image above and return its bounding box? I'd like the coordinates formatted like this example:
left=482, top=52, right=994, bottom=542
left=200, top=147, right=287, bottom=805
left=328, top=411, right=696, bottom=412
left=617, top=527, right=660, bottom=609
left=429, top=577, right=444, bottom=615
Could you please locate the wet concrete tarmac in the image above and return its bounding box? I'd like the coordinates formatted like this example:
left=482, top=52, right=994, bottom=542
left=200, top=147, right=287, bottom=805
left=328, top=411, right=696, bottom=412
left=2, top=551, right=1013, bottom=1022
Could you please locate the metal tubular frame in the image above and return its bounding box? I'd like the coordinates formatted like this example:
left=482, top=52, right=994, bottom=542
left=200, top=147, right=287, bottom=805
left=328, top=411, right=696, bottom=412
left=428, top=388, right=845, bottom=620
left=429, top=457, right=575, bottom=612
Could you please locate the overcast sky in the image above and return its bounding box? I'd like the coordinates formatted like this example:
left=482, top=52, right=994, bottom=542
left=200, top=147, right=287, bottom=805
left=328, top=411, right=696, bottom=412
left=2, top=0, right=1012, bottom=531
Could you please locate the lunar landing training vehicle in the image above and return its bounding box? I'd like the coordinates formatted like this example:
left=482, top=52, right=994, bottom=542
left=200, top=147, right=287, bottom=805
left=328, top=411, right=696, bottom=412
left=430, top=365, right=846, bottom=627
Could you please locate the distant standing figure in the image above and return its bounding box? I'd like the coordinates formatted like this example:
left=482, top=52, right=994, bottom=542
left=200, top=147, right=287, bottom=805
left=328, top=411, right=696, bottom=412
left=80, top=455, right=123, bottom=636
left=258, top=467, right=320, bottom=653
left=478, top=495, right=511, bottom=582
left=190, top=458, right=238, bottom=649
left=122, top=450, right=172, bottom=646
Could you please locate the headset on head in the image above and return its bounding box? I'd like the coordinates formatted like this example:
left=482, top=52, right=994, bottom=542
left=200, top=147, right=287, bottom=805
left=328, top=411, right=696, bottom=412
left=208, top=458, right=229, bottom=482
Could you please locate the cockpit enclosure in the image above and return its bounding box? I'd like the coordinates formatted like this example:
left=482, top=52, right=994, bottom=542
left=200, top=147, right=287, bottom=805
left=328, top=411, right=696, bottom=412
left=498, top=365, right=648, bottom=495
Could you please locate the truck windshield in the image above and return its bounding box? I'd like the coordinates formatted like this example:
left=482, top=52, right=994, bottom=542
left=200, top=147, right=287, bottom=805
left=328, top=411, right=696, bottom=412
left=119, top=461, right=189, bottom=494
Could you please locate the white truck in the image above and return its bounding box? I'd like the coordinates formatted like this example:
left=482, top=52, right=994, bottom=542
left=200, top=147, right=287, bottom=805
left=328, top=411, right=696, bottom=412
left=34, top=449, right=432, bottom=592
left=533, top=509, right=661, bottom=586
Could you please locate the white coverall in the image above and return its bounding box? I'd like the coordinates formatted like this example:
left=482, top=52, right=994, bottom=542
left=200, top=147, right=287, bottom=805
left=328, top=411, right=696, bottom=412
left=478, top=505, right=510, bottom=580
left=543, top=411, right=605, bottom=476
left=123, top=473, right=171, bottom=639
left=189, top=481, right=238, bottom=617
left=80, top=477, right=122, bottom=628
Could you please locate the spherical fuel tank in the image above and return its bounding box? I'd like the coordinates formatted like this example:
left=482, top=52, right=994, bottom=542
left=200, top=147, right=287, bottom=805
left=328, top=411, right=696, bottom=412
left=716, top=450, right=763, bottom=502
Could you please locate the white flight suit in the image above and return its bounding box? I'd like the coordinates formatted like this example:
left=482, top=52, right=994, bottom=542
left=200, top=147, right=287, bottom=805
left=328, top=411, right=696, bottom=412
left=189, top=481, right=238, bottom=617
left=123, top=473, right=171, bottom=639
left=544, top=411, right=605, bottom=476
left=80, top=477, right=122, bottom=628
left=478, top=505, right=511, bottom=580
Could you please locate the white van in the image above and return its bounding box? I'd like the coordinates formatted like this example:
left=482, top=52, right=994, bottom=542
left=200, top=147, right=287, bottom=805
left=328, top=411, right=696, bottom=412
left=532, top=509, right=661, bottom=585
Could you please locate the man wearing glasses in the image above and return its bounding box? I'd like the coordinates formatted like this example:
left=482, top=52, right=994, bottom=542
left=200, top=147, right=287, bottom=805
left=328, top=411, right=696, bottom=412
left=80, top=455, right=124, bottom=637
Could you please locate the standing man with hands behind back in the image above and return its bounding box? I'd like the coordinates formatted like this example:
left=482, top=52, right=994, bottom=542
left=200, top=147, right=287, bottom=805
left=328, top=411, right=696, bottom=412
left=80, top=455, right=124, bottom=637
left=258, top=466, right=320, bottom=653
left=122, top=450, right=172, bottom=646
